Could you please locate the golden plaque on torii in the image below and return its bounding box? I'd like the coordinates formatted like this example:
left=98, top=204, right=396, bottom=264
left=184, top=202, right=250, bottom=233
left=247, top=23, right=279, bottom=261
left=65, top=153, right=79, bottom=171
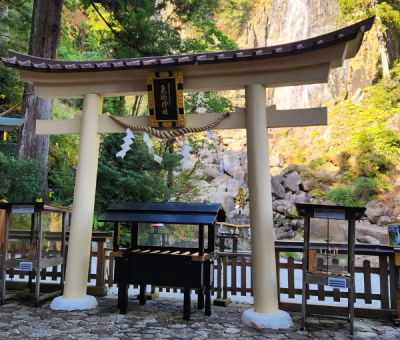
left=147, top=71, right=185, bottom=128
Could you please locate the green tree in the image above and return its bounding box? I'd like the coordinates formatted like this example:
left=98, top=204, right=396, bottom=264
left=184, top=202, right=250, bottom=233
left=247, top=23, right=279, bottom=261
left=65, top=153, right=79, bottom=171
left=80, top=0, right=236, bottom=59
left=95, top=133, right=182, bottom=214
left=0, top=153, right=46, bottom=202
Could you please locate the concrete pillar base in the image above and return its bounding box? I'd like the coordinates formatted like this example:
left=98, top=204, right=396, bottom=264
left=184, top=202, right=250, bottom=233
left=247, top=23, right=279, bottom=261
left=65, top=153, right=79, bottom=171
left=241, top=309, right=293, bottom=330
left=50, top=295, right=98, bottom=311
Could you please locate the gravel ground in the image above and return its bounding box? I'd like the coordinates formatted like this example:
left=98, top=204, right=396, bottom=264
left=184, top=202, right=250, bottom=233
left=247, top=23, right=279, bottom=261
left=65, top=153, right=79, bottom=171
left=2, top=295, right=400, bottom=339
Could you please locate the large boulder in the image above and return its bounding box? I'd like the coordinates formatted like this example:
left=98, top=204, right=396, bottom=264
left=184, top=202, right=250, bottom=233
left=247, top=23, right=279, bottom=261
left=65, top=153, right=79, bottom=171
left=270, top=154, right=284, bottom=167
left=199, top=149, right=216, bottom=164
left=290, top=191, right=311, bottom=204
left=227, top=178, right=241, bottom=195
left=273, top=175, right=284, bottom=185
left=229, top=139, right=247, bottom=151
left=315, top=165, right=340, bottom=179
left=280, top=164, right=299, bottom=177
left=302, top=180, right=312, bottom=191
left=239, top=148, right=248, bottom=173
left=203, top=166, right=222, bottom=180
left=351, top=88, right=364, bottom=106
left=210, top=174, right=231, bottom=187
left=283, top=171, right=303, bottom=193
left=385, top=112, right=400, bottom=133
left=222, top=150, right=241, bottom=177
left=355, top=220, right=387, bottom=244
left=357, top=235, right=381, bottom=244
left=365, top=200, right=393, bottom=224
left=270, top=167, right=282, bottom=176
left=271, top=176, right=285, bottom=199
left=227, top=207, right=250, bottom=219
left=204, top=191, right=236, bottom=212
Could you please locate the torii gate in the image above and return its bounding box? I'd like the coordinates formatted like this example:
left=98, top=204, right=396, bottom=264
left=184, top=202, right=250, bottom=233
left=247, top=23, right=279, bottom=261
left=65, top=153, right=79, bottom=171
left=2, top=16, right=374, bottom=329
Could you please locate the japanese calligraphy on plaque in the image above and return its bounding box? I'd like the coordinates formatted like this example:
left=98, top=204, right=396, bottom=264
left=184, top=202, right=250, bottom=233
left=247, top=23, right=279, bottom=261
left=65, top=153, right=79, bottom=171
left=147, top=71, right=185, bottom=128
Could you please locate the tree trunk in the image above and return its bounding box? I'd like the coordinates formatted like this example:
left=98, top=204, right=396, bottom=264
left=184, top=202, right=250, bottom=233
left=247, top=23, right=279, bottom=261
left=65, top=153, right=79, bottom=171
left=117, top=96, right=125, bottom=116
left=16, top=0, right=64, bottom=200
left=0, top=4, right=8, bottom=51
left=132, top=95, right=142, bottom=116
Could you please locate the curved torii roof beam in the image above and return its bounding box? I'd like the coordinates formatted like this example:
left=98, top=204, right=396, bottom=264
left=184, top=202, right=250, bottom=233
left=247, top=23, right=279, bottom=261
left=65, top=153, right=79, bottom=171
left=1, top=17, right=374, bottom=99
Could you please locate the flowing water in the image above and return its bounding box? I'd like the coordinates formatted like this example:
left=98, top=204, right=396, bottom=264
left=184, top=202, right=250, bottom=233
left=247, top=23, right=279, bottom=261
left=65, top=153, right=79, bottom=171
left=272, top=0, right=311, bottom=109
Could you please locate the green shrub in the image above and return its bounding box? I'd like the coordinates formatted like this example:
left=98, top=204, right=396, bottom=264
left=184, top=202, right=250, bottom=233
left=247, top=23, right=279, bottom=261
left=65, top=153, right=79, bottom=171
left=337, top=151, right=351, bottom=172
left=351, top=177, right=377, bottom=201
left=326, top=185, right=360, bottom=206
left=326, top=177, right=377, bottom=207
left=310, top=188, right=326, bottom=200
left=309, top=156, right=326, bottom=170
left=0, top=153, right=46, bottom=202
left=49, top=165, right=75, bottom=206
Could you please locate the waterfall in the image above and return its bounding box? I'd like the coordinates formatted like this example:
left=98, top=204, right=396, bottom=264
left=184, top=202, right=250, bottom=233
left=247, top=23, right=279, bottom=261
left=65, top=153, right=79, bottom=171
left=397, top=227, right=400, bottom=245
left=272, top=0, right=311, bottom=110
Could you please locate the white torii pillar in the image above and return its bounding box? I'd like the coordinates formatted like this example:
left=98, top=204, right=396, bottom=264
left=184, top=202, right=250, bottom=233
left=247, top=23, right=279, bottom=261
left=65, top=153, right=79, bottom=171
left=51, top=93, right=103, bottom=310
left=241, top=84, right=292, bottom=328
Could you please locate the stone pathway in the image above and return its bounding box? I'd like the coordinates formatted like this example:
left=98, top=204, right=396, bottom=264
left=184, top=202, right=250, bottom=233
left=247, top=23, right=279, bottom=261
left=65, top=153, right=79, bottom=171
left=0, top=296, right=399, bottom=339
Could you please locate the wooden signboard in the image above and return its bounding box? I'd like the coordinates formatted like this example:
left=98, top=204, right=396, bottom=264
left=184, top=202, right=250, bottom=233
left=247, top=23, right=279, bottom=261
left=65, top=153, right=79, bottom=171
left=147, top=71, right=185, bottom=128
left=395, top=250, right=400, bottom=267
left=308, top=249, right=318, bottom=272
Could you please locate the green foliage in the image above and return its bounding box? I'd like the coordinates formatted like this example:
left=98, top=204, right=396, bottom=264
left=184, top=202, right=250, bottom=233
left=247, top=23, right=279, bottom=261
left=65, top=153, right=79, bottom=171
left=79, top=0, right=236, bottom=59
left=350, top=127, right=398, bottom=177
left=281, top=252, right=302, bottom=260
left=49, top=165, right=75, bottom=206
left=281, top=130, right=288, bottom=138
left=0, top=0, right=32, bottom=105
left=310, top=188, right=326, bottom=200
left=309, top=157, right=327, bottom=170
left=185, top=92, right=234, bottom=114
left=326, top=177, right=377, bottom=206
left=295, top=150, right=307, bottom=164
left=95, top=133, right=182, bottom=214
left=338, top=1, right=400, bottom=25
left=0, top=153, right=46, bottom=202
left=328, top=67, right=400, bottom=185
left=326, top=185, right=360, bottom=206
left=215, top=0, right=255, bottom=39
left=288, top=208, right=299, bottom=218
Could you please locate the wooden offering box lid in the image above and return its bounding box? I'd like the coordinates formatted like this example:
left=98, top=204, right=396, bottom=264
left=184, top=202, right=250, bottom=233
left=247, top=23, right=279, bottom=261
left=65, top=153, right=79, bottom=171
left=295, top=203, right=366, bottom=221
left=98, top=202, right=226, bottom=225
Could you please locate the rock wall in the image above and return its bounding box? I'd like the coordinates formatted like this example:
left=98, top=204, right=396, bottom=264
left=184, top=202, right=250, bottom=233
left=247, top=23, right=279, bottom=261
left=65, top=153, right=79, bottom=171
left=237, top=0, right=380, bottom=109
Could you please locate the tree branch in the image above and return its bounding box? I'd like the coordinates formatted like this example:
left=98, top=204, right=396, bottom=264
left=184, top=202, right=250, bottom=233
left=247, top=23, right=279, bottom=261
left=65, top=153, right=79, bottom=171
left=91, top=2, right=144, bottom=55
left=0, top=102, right=22, bottom=117
left=0, top=33, right=28, bottom=49
left=0, top=93, right=34, bottom=117
left=4, top=0, right=29, bottom=6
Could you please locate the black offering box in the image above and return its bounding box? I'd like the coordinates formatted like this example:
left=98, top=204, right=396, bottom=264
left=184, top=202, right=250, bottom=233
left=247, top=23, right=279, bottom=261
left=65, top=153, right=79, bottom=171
left=98, top=202, right=226, bottom=320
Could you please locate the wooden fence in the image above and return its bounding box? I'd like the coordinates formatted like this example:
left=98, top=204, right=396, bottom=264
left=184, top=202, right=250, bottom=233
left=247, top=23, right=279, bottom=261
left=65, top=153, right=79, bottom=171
left=2, top=232, right=112, bottom=296
left=2, top=237, right=399, bottom=319
left=211, top=241, right=398, bottom=319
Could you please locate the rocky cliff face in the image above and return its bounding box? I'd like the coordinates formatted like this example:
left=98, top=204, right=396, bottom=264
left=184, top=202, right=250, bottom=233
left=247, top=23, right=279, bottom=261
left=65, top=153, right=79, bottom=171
left=237, top=0, right=380, bottom=108
left=184, top=1, right=399, bottom=251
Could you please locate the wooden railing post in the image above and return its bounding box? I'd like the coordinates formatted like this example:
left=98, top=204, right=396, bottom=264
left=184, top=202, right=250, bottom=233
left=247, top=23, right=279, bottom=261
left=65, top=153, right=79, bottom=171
left=213, top=255, right=231, bottom=306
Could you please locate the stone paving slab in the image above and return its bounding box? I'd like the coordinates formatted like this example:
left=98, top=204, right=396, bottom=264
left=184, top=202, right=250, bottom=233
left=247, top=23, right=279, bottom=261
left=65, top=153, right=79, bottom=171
left=0, top=296, right=399, bottom=339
